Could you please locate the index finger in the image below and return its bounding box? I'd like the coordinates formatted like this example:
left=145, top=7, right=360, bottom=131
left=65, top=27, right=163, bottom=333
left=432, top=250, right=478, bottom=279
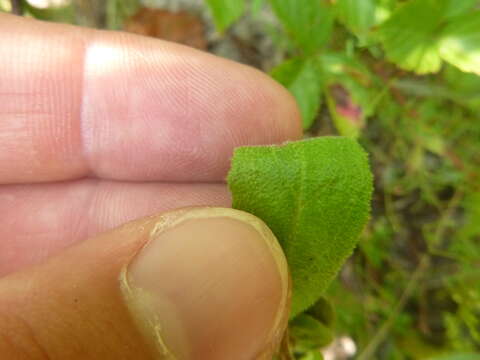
left=0, top=14, right=301, bottom=184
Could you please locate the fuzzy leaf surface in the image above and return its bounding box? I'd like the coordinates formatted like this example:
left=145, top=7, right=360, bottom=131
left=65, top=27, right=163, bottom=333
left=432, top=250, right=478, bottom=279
left=227, top=137, right=373, bottom=316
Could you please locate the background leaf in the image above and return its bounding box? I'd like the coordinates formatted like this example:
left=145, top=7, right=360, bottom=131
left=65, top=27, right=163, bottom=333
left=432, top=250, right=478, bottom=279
left=319, top=53, right=379, bottom=137
left=443, top=0, right=478, bottom=18
left=443, top=65, right=480, bottom=110
left=271, top=58, right=323, bottom=129
left=378, top=0, right=444, bottom=74
left=335, top=0, right=376, bottom=41
left=205, top=0, right=244, bottom=32
left=299, top=351, right=324, bottom=360
left=439, top=11, right=480, bottom=75
left=251, top=0, right=265, bottom=16
left=228, top=137, right=373, bottom=316
left=378, top=0, right=480, bottom=75
left=306, top=296, right=336, bottom=328
left=22, top=1, right=75, bottom=24
left=268, top=0, right=334, bottom=54
left=290, top=313, right=334, bottom=351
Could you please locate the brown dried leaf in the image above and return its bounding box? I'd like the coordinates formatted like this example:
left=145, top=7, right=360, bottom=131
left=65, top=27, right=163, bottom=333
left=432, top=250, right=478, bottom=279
left=124, top=8, right=207, bottom=50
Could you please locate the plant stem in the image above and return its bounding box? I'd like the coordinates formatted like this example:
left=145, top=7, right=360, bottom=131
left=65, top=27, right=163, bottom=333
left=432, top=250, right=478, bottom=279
left=10, top=0, right=23, bottom=15
left=431, top=189, right=463, bottom=248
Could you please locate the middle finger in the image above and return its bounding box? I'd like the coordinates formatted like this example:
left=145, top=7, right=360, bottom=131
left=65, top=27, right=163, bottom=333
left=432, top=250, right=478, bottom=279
left=0, top=180, right=229, bottom=276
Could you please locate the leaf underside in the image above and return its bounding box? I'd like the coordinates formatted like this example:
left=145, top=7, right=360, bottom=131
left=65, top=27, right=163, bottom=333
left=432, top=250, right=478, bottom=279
left=227, top=137, right=373, bottom=317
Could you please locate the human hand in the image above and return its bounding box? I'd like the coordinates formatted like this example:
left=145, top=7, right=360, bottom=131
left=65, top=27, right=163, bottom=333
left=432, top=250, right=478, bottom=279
left=0, top=13, right=301, bottom=360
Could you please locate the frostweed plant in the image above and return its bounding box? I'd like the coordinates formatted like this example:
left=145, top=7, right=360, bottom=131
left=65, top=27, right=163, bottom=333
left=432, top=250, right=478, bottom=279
left=7, top=0, right=479, bottom=358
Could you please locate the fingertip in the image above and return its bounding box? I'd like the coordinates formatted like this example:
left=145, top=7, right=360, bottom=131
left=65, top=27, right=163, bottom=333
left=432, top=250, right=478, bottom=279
left=232, top=64, right=303, bottom=142
left=122, top=207, right=290, bottom=359
left=0, top=14, right=302, bottom=183
left=81, top=32, right=303, bottom=181
left=261, top=70, right=303, bottom=141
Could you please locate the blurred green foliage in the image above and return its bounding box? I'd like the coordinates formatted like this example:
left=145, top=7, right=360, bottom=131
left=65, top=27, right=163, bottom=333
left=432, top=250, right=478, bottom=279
left=7, top=0, right=480, bottom=358
left=205, top=0, right=244, bottom=32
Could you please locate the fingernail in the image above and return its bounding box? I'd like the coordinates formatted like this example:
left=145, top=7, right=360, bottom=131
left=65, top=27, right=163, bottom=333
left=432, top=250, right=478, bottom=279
left=120, top=208, right=290, bottom=360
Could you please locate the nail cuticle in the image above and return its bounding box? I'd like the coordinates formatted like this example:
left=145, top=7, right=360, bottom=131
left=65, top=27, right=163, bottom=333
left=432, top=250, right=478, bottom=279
left=119, top=207, right=290, bottom=360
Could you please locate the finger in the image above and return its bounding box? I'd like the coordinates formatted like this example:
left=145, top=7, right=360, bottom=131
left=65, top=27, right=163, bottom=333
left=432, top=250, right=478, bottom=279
left=0, top=207, right=290, bottom=359
left=0, top=180, right=229, bottom=276
left=0, top=13, right=301, bottom=184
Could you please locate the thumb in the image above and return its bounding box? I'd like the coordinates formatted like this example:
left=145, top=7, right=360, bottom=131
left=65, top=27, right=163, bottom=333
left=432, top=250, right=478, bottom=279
left=0, top=207, right=290, bottom=360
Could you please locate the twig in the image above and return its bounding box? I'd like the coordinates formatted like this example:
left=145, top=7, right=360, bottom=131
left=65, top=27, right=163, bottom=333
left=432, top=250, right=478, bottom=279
left=10, top=0, right=23, bottom=15
left=384, top=190, right=401, bottom=233
left=430, top=189, right=463, bottom=248
left=357, top=255, right=430, bottom=360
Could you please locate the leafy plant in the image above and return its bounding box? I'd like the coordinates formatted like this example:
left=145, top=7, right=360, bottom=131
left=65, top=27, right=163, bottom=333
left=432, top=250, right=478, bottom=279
left=207, top=0, right=480, bottom=131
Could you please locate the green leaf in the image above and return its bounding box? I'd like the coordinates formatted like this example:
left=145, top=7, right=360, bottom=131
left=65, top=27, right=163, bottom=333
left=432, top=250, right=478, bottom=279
left=335, top=0, right=376, bottom=40
left=271, top=58, right=323, bottom=129
left=0, top=1, right=10, bottom=12
left=443, top=65, right=480, bottom=110
left=443, top=0, right=478, bottom=18
left=268, top=0, right=334, bottom=54
left=378, top=0, right=444, bottom=74
left=205, top=0, right=244, bottom=32
left=23, top=1, right=75, bottom=23
left=326, top=90, right=360, bottom=138
left=444, top=65, right=480, bottom=94
left=227, top=137, right=373, bottom=316
left=374, top=0, right=397, bottom=25
left=318, top=53, right=380, bottom=137
left=439, top=11, right=480, bottom=75
left=299, top=351, right=324, bottom=360
left=378, top=0, right=480, bottom=74
left=306, top=296, right=336, bottom=328
left=290, top=313, right=334, bottom=351
left=251, top=0, right=265, bottom=16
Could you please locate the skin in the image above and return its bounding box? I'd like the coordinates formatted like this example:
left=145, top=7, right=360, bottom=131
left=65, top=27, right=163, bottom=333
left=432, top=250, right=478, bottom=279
left=0, top=13, right=302, bottom=276
left=0, top=13, right=301, bottom=360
